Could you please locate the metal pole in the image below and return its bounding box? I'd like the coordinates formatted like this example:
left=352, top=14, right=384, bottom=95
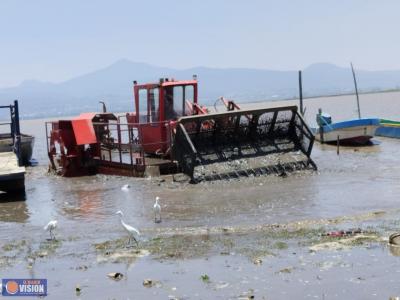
left=117, top=123, right=122, bottom=164
left=318, top=108, right=324, bottom=143
left=13, top=100, right=22, bottom=166
left=337, top=135, right=340, bottom=155
left=298, top=70, right=304, bottom=116
left=9, top=105, right=14, bottom=138
left=350, top=62, right=361, bottom=119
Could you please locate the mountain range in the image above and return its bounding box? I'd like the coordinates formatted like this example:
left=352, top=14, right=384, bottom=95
left=1, top=60, right=400, bottom=119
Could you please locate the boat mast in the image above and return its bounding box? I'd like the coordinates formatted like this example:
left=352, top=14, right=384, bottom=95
left=350, top=62, right=361, bottom=119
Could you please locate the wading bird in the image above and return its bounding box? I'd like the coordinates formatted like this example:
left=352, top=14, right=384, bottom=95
left=44, top=220, right=58, bottom=240
left=153, top=196, right=161, bottom=223
left=115, top=211, right=140, bottom=247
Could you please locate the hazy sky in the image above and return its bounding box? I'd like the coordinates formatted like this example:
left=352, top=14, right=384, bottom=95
left=1, top=0, right=400, bottom=88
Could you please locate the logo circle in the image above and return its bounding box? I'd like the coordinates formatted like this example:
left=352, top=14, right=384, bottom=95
left=6, top=281, right=18, bottom=294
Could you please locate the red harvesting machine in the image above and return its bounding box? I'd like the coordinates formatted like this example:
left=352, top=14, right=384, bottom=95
left=46, top=77, right=316, bottom=182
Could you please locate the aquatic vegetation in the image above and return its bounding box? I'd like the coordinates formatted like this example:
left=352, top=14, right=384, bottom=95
left=145, top=234, right=213, bottom=259
left=2, top=240, right=27, bottom=252
left=273, top=241, right=288, bottom=250
left=32, top=239, right=62, bottom=258
left=93, top=238, right=127, bottom=251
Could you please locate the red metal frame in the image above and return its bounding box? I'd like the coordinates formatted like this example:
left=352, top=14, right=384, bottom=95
left=46, top=78, right=205, bottom=177
left=132, top=79, right=199, bottom=155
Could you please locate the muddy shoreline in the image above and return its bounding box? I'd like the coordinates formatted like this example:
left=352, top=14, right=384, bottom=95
left=2, top=158, right=400, bottom=299
left=2, top=198, right=400, bottom=299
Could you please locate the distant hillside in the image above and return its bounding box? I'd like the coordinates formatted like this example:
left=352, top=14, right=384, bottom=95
left=1, top=60, right=400, bottom=119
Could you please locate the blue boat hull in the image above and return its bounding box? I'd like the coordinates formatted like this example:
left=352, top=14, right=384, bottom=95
left=376, top=120, right=400, bottom=138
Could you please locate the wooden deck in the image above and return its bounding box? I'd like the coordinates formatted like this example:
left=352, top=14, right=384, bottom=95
left=0, top=152, right=25, bottom=193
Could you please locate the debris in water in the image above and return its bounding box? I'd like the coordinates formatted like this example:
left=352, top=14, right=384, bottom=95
left=121, top=184, right=130, bottom=191
left=38, top=251, right=48, bottom=258
left=321, top=228, right=362, bottom=237
left=310, top=234, right=381, bottom=252
left=357, top=276, right=365, bottom=281
left=173, top=173, right=190, bottom=182
left=238, top=289, right=255, bottom=299
left=143, top=279, right=153, bottom=287
left=153, top=196, right=162, bottom=223
left=200, top=274, right=210, bottom=283
left=253, top=258, right=263, bottom=265
left=107, top=272, right=124, bottom=280
left=389, top=244, right=400, bottom=257
left=75, top=285, right=81, bottom=295
left=389, top=233, right=400, bottom=245
left=214, top=281, right=230, bottom=290
left=277, top=267, right=293, bottom=274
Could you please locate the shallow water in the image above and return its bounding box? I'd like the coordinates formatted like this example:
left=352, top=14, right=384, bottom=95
left=3, top=240, right=400, bottom=299
left=1, top=91, right=400, bottom=298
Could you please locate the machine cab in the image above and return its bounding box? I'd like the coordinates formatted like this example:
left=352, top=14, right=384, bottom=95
left=133, top=77, right=198, bottom=154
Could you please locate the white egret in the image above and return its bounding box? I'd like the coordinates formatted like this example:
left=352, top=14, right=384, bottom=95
left=115, top=211, right=140, bottom=247
left=153, top=196, right=161, bottom=223
left=121, top=184, right=130, bottom=191
left=44, top=220, right=58, bottom=240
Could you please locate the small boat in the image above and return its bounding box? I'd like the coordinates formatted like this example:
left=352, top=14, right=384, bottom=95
left=0, top=152, right=25, bottom=193
left=375, top=119, right=400, bottom=139
left=315, top=113, right=380, bottom=145
left=0, top=100, right=29, bottom=194
left=0, top=133, right=35, bottom=165
left=313, top=64, right=381, bottom=146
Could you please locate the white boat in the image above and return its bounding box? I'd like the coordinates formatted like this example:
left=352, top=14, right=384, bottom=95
left=314, top=118, right=380, bottom=145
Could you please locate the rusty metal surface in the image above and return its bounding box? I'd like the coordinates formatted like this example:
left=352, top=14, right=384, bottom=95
left=172, top=105, right=316, bottom=181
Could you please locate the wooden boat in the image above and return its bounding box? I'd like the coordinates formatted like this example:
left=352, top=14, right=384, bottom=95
left=0, top=100, right=30, bottom=195
left=375, top=119, right=400, bottom=138
left=315, top=118, right=380, bottom=145
left=0, top=152, right=25, bottom=193
left=312, top=63, right=380, bottom=146
left=0, top=133, right=35, bottom=165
